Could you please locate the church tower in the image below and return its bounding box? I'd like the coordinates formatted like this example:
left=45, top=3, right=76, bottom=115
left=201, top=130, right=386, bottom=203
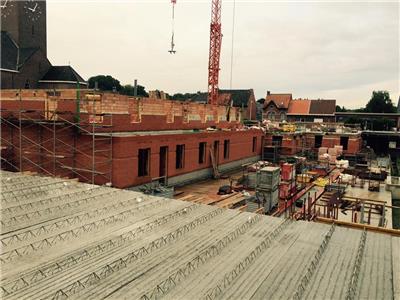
left=1, top=0, right=47, bottom=56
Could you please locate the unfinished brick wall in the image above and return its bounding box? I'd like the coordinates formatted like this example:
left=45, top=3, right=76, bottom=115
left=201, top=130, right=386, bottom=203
left=1, top=89, right=241, bottom=131
left=263, top=132, right=363, bottom=156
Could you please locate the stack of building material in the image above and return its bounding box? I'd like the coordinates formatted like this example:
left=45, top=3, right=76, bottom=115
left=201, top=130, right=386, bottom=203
left=328, top=148, right=337, bottom=164
left=318, top=147, right=329, bottom=162
left=318, top=147, right=328, bottom=155
left=279, top=163, right=296, bottom=199
left=334, top=145, right=343, bottom=155
left=255, top=166, right=280, bottom=212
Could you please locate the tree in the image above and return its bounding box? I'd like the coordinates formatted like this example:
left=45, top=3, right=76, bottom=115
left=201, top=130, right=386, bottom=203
left=335, top=105, right=347, bottom=112
left=120, top=84, right=149, bottom=97
left=365, top=91, right=396, bottom=113
left=88, top=75, right=149, bottom=97
left=169, top=93, right=198, bottom=101
left=88, top=75, right=122, bottom=92
left=257, top=98, right=265, bottom=104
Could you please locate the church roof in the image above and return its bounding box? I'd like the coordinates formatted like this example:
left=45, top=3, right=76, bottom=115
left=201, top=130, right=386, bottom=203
left=40, top=66, right=87, bottom=84
left=1, top=31, right=18, bottom=71
left=1, top=31, right=40, bottom=72
left=18, top=48, right=40, bottom=68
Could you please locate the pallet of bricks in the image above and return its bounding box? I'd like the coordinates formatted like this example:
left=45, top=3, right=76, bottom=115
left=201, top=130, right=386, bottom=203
left=255, top=166, right=280, bottom=213
left=279, top=163, right=296, bottom=200
left=318, top=145, right=343, bottom=165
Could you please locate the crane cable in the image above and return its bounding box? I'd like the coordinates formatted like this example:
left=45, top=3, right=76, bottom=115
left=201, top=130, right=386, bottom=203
left=229, top=0, right=236, bottom=89
left=169, top=0, right=176, bottom=53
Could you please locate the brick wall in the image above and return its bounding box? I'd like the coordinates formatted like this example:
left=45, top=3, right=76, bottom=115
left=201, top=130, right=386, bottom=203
left=111, top=129, right=263, bottom=188
left=1, top=121, right=263, bottom=188
left=1, top=89, right=242, bottom=131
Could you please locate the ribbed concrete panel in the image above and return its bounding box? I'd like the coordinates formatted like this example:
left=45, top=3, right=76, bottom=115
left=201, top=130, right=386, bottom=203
left=0, top=170, right=397, bottom=300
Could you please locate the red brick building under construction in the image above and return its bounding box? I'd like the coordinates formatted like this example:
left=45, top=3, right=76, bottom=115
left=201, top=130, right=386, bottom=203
left=0, top=89, right=263, bottom=188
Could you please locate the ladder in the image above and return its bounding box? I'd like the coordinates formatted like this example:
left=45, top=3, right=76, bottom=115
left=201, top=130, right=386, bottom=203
left=209, top=146, right=220, bottom=179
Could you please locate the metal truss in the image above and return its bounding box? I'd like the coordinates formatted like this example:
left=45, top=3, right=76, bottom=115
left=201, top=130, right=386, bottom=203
left=345, top=230, right=367, bottom=300
left=1, top=180, right=71, bottom=201
left=0, top=182, right=89, bottom=205
left=1, top=194, right=155, bottom=247
left=140, top=214, right=263, bottom=300
left=1, top=186, right=104, bottom=217
left=204, top=218, right=292, bottom=300
left=1, top=189, right=121, bottom=229
left=49, top=206, right=222, bottom=300
left=0, top=197, right=168, bottom=263
left=0, top=204, right=204, bottom=297
left=1, top=177, right=56, bottom=189
left=292, top=224, right=336, bottom=300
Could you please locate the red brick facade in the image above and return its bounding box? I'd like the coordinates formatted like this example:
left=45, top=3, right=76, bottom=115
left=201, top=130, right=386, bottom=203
left=0, top=89, right=262, bottom=188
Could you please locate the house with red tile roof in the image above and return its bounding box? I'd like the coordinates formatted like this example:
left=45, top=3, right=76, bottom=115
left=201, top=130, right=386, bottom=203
left=288, top=98, right=336, bottom=122
left=263, top=91, right=292, bottom=121
left=263, top=92, right=336, bottom=122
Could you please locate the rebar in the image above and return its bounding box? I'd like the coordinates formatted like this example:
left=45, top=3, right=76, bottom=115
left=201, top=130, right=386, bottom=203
left=292, top=223, right=336, bottom=300
left=204, top=218, right=292, bottom=300
left=0, top=204, right=204, bottom=296
left=140, top=214, right=262, bottom=300
left=345, top=229, right=367, bottom=300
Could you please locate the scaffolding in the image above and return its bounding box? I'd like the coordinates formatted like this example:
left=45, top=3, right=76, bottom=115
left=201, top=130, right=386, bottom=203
left=0, top=91, right=113, bottom=186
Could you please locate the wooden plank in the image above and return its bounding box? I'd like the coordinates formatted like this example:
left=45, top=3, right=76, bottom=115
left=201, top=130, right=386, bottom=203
left=315, top=217, right=400, bottom=236
left=254, top=207, right=264, bottom=214
left=218, top=196, right=246, bottom=209
left=237, top=205, right=248, bottom=212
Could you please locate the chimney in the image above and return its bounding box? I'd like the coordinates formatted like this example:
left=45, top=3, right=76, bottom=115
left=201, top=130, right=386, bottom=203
left=134, top=79, right=138, bottom=97
left=267, top=91, right=271, bottom=96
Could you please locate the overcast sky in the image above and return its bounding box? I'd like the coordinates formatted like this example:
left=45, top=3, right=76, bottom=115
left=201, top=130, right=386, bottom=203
left=47, top=0, right=399, bottom=108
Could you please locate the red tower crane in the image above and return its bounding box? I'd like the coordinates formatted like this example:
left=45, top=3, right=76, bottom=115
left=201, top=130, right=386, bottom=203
left=207, top=0, right=222, bottom=105
left=168, top=0, right=222, bottom=105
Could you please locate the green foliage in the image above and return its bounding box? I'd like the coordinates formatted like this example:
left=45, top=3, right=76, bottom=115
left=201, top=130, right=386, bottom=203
left=335, top=105, right=347, bottom=112
left=88, top=75, right=148, bottom=97
left=120, top=84, right=149, bottom=97
left=365, top=91, right=396, bottom=113
left=344, top=117, right=362, bottom=125
left=88, top=75, right=122, bottom=91
left=257, top=98, right=265, bottom=104
left=367, top=118, right=396, bottom=131
left=169, top=93, right=199, bottom=101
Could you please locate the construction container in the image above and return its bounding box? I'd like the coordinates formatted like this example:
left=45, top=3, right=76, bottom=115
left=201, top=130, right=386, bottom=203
left=279, top=181, right=296, bottom=199
left=247, top=172, right=257, bottom=188
left=256, top=187, right=279, bottom=212
left=256, top=166, right=280, bottom=190
left=281, top=163, right=295, bottom=181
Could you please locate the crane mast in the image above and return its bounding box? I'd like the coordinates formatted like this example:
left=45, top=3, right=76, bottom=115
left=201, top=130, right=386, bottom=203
left=207, top=0, right=222, bottom=105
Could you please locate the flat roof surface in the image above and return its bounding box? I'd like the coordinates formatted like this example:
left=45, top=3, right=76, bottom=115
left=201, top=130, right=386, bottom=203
left=95, top=129, right=242, bottom=137
left=0, top=171, right=398, bottom=299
